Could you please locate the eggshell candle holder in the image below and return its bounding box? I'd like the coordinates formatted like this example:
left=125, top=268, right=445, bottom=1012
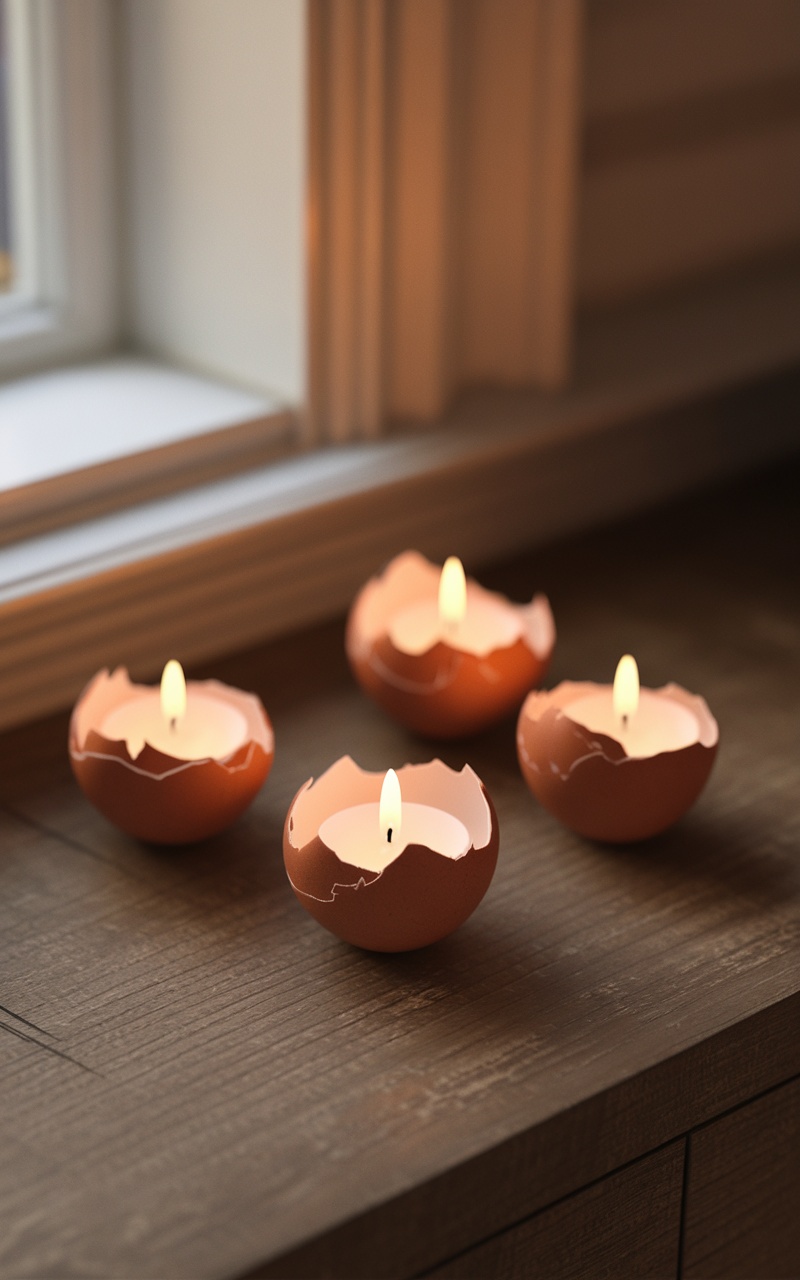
left=516, top=681, right=718, bottom=843
left=283, top=757, right=499, bottom=952
left=70, top=668, right=274, bottom=844
left=346, top=551, right=555, bottom=738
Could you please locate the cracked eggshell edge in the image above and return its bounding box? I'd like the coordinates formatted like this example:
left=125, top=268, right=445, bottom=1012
left=516, top=681, right=718, bottom=843
left=346, top=551, right=556, bottom=738
left=69, top=667, right=274, bottom=844
left=283, top=756, right=500, bottom=951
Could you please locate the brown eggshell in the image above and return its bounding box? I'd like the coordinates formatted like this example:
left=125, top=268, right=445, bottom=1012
left=346, top=551, right=555, bottom=738
left=69, top=668, right=274, bottom=844
left=283, top=757, right=500, bottom=951
left=516, top=681, right=719, bottom=843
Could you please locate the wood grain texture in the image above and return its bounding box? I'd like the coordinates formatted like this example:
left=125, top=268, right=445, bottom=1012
left=457, top=0, right=542, bottom=384
left=0, top=458, right=798, bottom=1277
left=423, top=1141, right=684, bottom=1279
left=314, top=0, right=582, bottom=420
left=683, top=1078, right=800, bottom=1279
left=308, top=0, right=388, bottom=443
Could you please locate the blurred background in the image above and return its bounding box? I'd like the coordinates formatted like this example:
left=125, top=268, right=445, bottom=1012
left=0, top=0, right=798, bottom=727
left=0, top=0, right=798, bottom=429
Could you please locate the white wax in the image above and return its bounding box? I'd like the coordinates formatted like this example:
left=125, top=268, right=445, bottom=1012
left=565, top=688, right=700, bottom=759
left=100, top=691, right=249, bottom=761
left=318, top=801, right=470, bottom=873
left=388, top=596, right=522, bottom=657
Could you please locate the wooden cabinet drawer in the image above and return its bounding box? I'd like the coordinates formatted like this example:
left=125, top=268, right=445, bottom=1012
left=425, top=1142, right=684, bottom=1279
left=683, top=1076, right=800, bottom=1279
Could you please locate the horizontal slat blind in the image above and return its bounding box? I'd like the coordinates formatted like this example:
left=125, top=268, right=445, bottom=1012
left=579, top=0, right=800, bottom=306
left=455, top=0, right=581, bottom=393
left=584, top=0, right=800, bottom=115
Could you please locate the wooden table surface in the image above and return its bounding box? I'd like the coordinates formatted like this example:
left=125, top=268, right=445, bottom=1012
left=0, top=459, right=798, bottom=1279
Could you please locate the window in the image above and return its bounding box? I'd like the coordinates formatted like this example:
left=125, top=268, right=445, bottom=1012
left=0, top=0, right=306, bottom=540
left=0, top=0, right=117, bottom=369
left=1, top=0, right=799, bottom=733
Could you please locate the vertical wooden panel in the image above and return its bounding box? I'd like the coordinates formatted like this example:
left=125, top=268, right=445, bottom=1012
left=356, top=0, right=386, bottom=438
left=324, top=0, right=361, bottom=441
left=528, top=0, right=582, bottom=386
left=311, top=0, right=583, bottom=431
left=385, top=0, right=455, bottom=419
left=307, top=0, right=388, bottom=442
left=683, top=1078, right=800, bottom=1279
left=457, top=0, right=539, bottom=384
left=391, top=0, right=581, bottom=400
left=305, top=0, right=326, bottom=445
left=425, top=1141, right=685, bottom=1278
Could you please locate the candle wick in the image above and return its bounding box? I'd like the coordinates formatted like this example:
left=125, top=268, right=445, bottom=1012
left=170, top=717, right=177, bottom=731
left=387, top=828, right=392, bottom=844
left=621, top=714, right=628, bottom=730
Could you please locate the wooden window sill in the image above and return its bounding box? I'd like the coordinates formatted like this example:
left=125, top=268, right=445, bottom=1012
left=0, top=356, right=295, bottom=546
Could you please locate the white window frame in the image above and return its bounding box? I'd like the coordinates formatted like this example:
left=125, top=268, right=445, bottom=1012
left=119, top=0, right=307, bottom=405
left=0, top=0, right=306, bottom=543
left=0, top=0, right=118, bottom=372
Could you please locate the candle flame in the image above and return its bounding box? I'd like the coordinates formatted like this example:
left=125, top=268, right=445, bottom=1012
left=438, top=556, right=467, bottom=630
left=379, top=768, right=402, bottom=845
left=613, top=654, right=639, bottom=724
left=160, top=659, right=187, bottom=726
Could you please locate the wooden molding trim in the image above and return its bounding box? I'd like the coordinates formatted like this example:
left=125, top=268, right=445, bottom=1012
left=309, top=0, right=583, bottom=436
left=528, top=0, right=583, bottom=386
left=308, top=0, right=389, bottom=443
left=385, top=0, right=455, bottom=420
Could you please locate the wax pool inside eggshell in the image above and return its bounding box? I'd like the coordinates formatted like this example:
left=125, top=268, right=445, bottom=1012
left=565, top=688, right=700, bottom=758
left=100, top=691, right=249, bottom=761
left=318, top=801, right=470, bottom=874
left=387, top=594, right=523, bottom=657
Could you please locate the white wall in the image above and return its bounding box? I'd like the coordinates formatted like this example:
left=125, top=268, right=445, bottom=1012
left=120, top=0, right=306, bottom=403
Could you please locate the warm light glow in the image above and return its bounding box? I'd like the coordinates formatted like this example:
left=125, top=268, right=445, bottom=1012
left=613, top=654, right=640, bottom=724
left=160, top=659, right=187, bottom=726
left=379, top=768, right=402, bottom=845
left=438, top=556, right=467, bottom=630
